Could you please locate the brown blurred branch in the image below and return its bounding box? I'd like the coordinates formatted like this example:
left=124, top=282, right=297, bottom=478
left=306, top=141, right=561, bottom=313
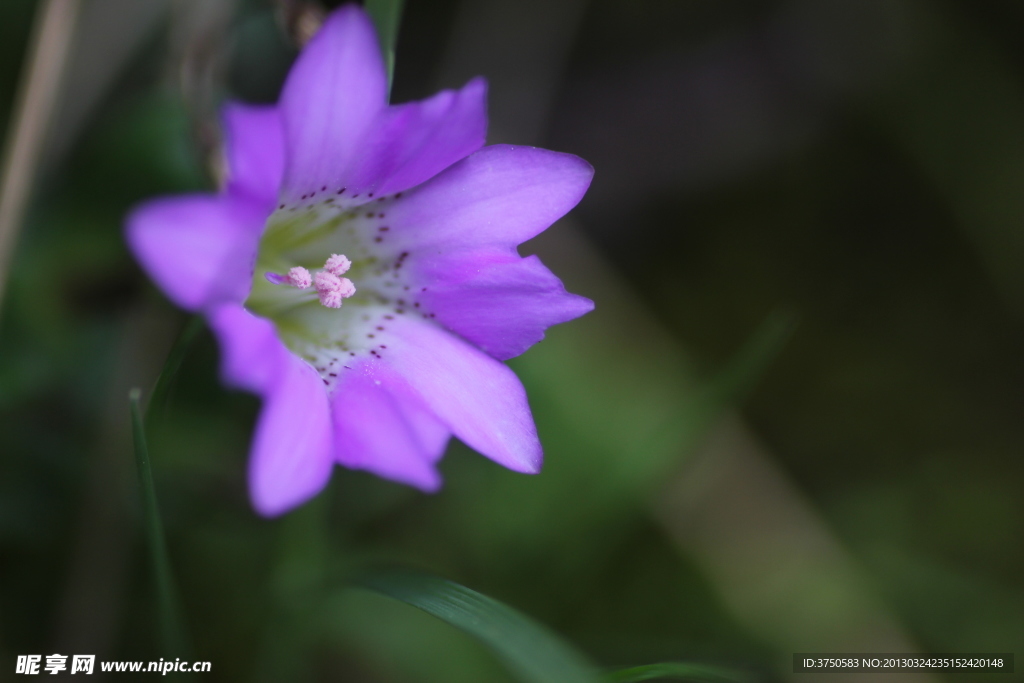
left=274, top=0, right=325, bottom=47
left=0, top=0, right=80, bottom=316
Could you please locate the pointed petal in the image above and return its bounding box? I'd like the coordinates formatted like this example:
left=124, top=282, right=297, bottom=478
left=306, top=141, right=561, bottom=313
left=378, top=316, right=542, bottom=474
left=280, top=5, right=386, bottom=201
left=416, top=250, right=594, bottom=360
left=331, top=360, right=449, bottom=491
left=126, top=194, right=265, bottom=311
left=343, top=77, right=488, bottom=196
left=249, top=352, right=334, bottom=516
left=383, top=145, right=593, bottom=251
left=207, top=303, right=287, bottom=393
left=223, top=103, right=284, bottom=208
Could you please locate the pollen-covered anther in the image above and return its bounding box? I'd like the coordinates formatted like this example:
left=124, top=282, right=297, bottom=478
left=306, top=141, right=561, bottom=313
left=287, top=266, right=313, bottom=289
left=324, top=253, right=352, bottom=276
left=314, top=270, right=356, bottom=309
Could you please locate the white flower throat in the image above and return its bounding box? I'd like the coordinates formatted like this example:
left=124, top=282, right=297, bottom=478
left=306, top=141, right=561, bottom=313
left=244, top=188, right=432, bottom=391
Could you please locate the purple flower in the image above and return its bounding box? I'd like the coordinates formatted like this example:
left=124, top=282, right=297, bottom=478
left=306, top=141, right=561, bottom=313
left=126, top=4, right=593, bottom=516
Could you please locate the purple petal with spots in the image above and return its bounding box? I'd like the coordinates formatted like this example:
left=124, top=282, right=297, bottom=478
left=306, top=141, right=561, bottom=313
left=126, top=194, right=265, bottom=311
left=249, top=351, right=335, bottom=516
left=280, top=5, right=386, bottom=202
left=331, top=360, right=450, bottom=491
left=223, top=103, right=284, bottom=208
left=376, top=316, right=542, bottom=474
left=383, top=144, right=594, bottom=251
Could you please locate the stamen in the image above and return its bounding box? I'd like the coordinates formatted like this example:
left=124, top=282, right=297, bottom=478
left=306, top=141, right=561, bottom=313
left=314, top=270, right=356, bottom=309
left=268, top=260, right=354, bottom=309
left=265, top=266, right=312, bottom=289
left=336, top=277, right=356, bottom=298
left=324, top=253, right=351, bottom=276
left=287, top=266, right=313, bottom=289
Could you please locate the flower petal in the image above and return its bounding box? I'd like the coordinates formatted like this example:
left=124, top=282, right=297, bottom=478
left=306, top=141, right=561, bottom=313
left=377, top=315, right=542, bottom=474
left=249, top=352, right=334, bottom=516
left=126, top=194, right=265, bottom=311
left=207, top=303, right=287, bottom=394
left=416, top=250, right=594, bottom=360
left=383, top=144, right=593, bottom=251
left=223, top=103, right=284, bottom=208
left=280, top=4, right=387, bottom=202
left=343, top=77, right=488, bottom=196
left=331, top=360, right=450, bottom=491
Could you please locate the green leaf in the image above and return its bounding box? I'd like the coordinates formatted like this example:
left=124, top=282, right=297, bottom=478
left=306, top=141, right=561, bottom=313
left=130, top=388, right=191, bottom=658
left=145, top=315, right=203, bottom=430
left=364, top=0, right=405, bottom=99
left=702, top=309, right=798, bottom=408
left=604, top=662, right=751, bottom=683
left=356, top=568, right=601, bottom=683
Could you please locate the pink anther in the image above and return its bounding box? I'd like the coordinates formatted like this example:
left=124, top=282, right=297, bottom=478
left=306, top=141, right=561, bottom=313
left=313, top=270, right=356, bottom=309
left=287, top=266, right=312, bottom=289
left=336, top=277, right=356, bottom=298
left=319, top=288, right=343, bottom=309
left=324, top=253, right=352, bottom=276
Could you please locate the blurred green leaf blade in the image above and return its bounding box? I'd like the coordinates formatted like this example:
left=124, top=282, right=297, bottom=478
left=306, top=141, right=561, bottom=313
left=356, top=568, right=601, bottom=683
left=364, top=0, right=405, bottom=98
left=145, top=315, right=203, bottom=429
left=704, top=309, right=798, bottom=408
left=130, top=388, right=191, bottom=658
left=604, top=662, right=751, bottom=683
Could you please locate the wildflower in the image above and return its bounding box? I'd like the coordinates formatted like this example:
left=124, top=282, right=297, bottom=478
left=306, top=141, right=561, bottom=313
left=127, top=4, right=593, bottom=515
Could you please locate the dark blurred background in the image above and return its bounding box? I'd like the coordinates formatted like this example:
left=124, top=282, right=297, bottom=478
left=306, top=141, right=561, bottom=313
left=1, top=0, right=1022, bottom=681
